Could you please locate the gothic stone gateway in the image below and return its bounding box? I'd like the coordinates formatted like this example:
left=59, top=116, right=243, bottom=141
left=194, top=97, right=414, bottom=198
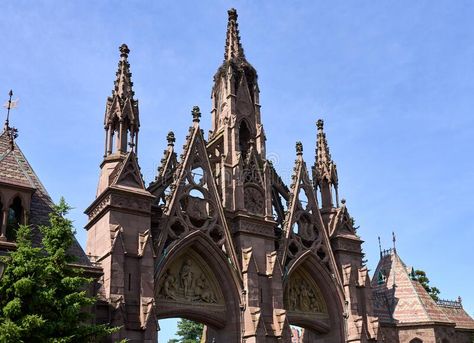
left=79, top=8, right=474, bottom=343
left=83, top=8, right=377, bottom=342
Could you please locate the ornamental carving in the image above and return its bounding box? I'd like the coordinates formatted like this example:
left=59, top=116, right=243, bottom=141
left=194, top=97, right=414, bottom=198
left=285, top=269, right=327, bottom=314
left=156, top=252, right=223, bottom=305
left=88, top=194, right=111, bottom=220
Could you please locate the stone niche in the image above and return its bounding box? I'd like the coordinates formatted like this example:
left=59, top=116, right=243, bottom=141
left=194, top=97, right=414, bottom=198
left=156, top=250, right=224, bottom=307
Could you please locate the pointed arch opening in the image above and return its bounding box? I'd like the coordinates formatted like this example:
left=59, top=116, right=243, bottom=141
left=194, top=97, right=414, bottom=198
left=238, top=120, right=251, bottom=159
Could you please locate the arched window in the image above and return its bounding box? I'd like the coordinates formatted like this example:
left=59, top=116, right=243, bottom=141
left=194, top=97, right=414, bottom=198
left=239, top=121, right=251, bottom=159
left=409, top=338, right=423, bottom=343
left=6, top=196, right=23, bottom=241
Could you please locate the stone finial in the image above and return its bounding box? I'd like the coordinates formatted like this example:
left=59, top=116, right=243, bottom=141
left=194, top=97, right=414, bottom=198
left=166, top=131, right=175, bottom=147
left=296, top=141, right=303, bottom=155
left=317, top=119, right=324, bottom=131
left=119, top=44, right=130, bottom=58
left=192, top=106, right=201, bottom=123
left=341, top=198, right=346, bottom=204
left=228, top=8, right=238, bottom=20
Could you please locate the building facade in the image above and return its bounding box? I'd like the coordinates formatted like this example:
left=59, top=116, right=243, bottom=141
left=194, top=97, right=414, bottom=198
left=0, top=8, right=473, bottom=343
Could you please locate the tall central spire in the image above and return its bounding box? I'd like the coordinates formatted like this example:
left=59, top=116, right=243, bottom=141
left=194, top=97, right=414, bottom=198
left=224, top=8, right=245, bottom=62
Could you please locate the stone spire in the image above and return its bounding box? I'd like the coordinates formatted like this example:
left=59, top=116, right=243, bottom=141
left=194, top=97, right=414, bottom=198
left=224, top=8, right=245, bottom=62
left=314, top=119, right=339, bottom=209
left=103, top=44, right=140, bottom=156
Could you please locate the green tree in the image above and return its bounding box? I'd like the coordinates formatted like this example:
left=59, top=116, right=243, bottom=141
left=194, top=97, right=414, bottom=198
left=414, top=269, right=441, bottom=301
left=174, top=318, right=203, bottom=343
left=0, top=198, right=118, bottom=343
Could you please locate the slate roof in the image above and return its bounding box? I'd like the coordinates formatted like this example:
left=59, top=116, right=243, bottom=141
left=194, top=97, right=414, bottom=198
left=0, top=131, right=91, bottom=266
left=371, top=249, right=474, bottom=329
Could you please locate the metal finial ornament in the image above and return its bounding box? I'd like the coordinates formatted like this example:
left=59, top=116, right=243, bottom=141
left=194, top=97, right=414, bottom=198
left=378, top=236, right=382, bottom=258
left=166, top=131, right=176, bottom=146
left=192, top=106, right=201, bottom=123
left=392, top=231, right=397, bottom=253
left=295, top=141, right=303, bottom=155
left=3, top=90, right=19, bottom=149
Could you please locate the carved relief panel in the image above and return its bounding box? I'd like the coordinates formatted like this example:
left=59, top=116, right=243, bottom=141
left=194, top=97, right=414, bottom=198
left=156, top=250, right=224, bottom=306
left=285, top=268, right=328, bottom=316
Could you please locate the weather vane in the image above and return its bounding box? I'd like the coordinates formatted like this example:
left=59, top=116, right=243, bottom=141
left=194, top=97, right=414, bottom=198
left=3, top=90, right=19, bottom=149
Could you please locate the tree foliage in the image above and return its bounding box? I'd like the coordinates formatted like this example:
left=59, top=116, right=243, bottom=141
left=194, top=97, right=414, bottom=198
left=0, top=198, right=117, bottom=343
left=169, top=318, right=203, bottom=343
left=414, top=269, right=440, bottom=301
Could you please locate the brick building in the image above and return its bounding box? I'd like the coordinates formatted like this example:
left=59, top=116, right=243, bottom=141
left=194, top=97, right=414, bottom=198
left=0, top=8, right=473, bottom=343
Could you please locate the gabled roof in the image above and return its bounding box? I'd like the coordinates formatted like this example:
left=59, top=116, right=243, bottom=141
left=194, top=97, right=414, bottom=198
left=371, top=249, right=474, bottom=329
left=0, top=131, right=91, bottom=266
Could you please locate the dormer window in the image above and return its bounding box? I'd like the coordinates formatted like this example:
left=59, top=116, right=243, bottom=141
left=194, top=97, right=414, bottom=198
left=0, top=191, right=31, bottom=243
left=377, top=269, right=387, bottom=285
left=6, top=196, right=23, bottom=241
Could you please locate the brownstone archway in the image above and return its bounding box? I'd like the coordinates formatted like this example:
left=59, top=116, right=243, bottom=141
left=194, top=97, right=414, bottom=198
left=285, top=251, right=345, bottom=343
left=154, top=231, right=242, bottom=342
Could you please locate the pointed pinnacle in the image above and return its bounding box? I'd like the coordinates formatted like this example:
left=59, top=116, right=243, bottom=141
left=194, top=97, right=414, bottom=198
left=224, top=8, right=245, bottom=61
left=113, top=43, right=134, bottom=99
left=166, top=131, right=175, bottom=146
left=192, top=106, right=201, bottom=123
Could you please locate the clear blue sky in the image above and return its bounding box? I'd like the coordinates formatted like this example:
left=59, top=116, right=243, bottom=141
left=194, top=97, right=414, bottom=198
left=1, top=1, right=473, bottom=341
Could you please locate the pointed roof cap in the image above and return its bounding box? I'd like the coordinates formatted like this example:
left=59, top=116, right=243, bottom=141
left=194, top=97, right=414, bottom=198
left=316, top=119, right=333, bottom=165
left=314, top=119, right=338, bottom=186
left=114, top=44, right=134, bottom=99
left=224, top=8, right=246, bottom=62
left=104, top=44, right=139, bottom=128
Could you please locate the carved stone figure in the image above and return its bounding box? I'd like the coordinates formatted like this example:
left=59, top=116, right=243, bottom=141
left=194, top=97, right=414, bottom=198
left=160, top=269, right=177, bottom=299
left=194, top=273, right=217, bottom=303
left=180, top=259, right=194, bottom=299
